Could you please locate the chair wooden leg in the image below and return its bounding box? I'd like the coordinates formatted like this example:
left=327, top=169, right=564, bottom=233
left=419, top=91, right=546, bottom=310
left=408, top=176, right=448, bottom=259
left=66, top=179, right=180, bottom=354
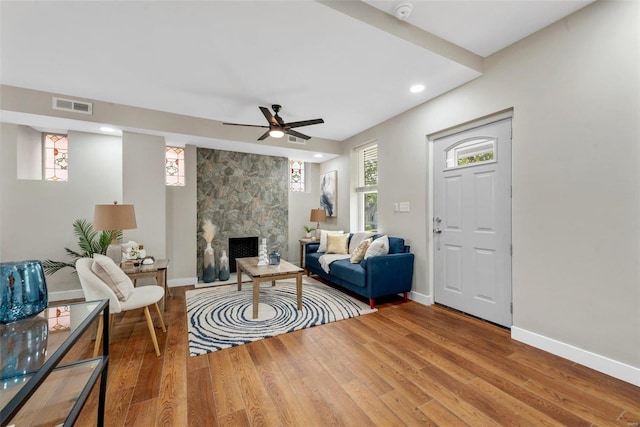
left=93, top=315, right=104, bottom=358
left=154, top=302, right=166, bottom=332
left=144, top=306, right=161, bottom=357
left=109, top=314, right=115, bottom=339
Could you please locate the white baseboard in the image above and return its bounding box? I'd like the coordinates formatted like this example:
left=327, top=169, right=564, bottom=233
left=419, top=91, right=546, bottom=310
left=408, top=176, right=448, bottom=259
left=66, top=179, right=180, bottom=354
left=168, top=277, right=197, bottom=288
left=49, top=289, right=85, bottom=302
left=511, top=326, right=640, bottom=387
left=409, top=291, right=433, bottom=306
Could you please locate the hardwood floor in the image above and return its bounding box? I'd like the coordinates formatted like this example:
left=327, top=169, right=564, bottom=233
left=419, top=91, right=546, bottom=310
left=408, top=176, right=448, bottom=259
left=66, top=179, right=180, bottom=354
left=63, top=285, right=638, bottom=426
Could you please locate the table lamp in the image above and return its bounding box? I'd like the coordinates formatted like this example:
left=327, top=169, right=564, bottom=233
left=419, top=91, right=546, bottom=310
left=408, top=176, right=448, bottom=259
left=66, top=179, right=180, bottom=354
left=309, top=208, right=327, bottom=239
left=93, top=201, right=137, bottom=264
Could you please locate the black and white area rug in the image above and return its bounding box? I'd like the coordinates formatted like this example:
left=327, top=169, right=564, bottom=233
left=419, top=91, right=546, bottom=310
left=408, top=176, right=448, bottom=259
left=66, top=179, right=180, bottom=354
left=186, top=277, right=376, bottom=356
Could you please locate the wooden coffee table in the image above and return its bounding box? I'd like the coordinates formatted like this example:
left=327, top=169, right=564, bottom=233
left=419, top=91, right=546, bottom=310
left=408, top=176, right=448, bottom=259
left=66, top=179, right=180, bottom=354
left=236, top=257, right=303, bottom=319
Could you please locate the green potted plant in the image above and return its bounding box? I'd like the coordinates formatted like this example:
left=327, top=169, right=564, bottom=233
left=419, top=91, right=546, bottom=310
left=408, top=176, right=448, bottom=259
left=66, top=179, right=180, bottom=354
left=303, top=225, right=315, bottom=238
left=42, top=219, right=120, bottom=275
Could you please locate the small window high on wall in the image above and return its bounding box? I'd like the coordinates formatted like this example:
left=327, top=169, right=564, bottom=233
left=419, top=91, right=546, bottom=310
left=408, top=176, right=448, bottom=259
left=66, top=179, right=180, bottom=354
left=166, top=146, right=185, bottom=186
left=356, top=143, right=378, bottom=231
left=289, top=159, right=305, bottom=192
left=43, top=133, right=68, bottom=181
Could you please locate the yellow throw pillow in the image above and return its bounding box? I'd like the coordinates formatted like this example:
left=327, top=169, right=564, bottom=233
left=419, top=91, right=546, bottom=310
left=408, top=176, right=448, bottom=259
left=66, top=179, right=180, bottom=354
left=326, top=233, right=349, bottom=254
left=350, top=238, right=372, bottom=263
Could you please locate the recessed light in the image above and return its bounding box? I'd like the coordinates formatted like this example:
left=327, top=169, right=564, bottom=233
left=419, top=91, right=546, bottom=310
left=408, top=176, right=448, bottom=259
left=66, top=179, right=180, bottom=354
left=314, top=154, right=323, bottom=158
left=410, top=84, right=425, bottom=93
left=100, top=126, right=116, bottom=132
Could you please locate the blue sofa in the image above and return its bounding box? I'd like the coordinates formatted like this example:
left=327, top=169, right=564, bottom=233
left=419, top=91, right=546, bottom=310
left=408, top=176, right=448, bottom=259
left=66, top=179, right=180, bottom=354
left=304, top=235, right=414, bottom=308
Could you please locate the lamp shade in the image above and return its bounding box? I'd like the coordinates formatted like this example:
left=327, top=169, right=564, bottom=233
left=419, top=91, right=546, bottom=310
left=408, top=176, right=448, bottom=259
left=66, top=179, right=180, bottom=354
left=309, top=208, right=327, bottom=223
left=93, top=202, right=137, bottom=231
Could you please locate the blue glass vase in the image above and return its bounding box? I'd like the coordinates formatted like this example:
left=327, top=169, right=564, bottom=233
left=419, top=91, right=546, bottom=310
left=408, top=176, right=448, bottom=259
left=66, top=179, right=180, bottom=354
left=1, top=315, right=48, bottom=386
left=0, top=260, right=48, bottom=324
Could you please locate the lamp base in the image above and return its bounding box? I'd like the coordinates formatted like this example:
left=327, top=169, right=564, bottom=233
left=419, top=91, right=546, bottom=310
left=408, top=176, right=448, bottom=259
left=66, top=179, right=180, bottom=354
left=106, top=243, right=122, bottom=265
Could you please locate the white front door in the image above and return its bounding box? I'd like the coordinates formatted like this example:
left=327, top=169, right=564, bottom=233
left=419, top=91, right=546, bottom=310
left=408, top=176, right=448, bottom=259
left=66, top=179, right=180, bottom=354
left=433, top=118, right=512, bottom=327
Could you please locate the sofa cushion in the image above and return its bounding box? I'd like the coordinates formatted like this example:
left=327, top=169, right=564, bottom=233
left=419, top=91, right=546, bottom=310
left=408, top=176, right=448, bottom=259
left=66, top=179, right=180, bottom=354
left=388, top=237, right=406, bottom=254
left=350, top=238, right=371, bottom=263
left=365, top=235, right=389, bottom=259
left=326, top=233, right=349, bottom=254
left=329, top=260, right=366, bottom=288
left=318, top=230, right=344, bottom=252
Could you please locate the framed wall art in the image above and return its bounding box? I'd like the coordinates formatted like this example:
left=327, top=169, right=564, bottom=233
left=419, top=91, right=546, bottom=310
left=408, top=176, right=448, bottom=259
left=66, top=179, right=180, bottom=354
left=320, top=170, right=337, bottom=217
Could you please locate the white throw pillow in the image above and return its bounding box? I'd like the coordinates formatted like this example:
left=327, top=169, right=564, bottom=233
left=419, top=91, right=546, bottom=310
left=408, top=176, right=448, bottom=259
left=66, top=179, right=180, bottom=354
left=91, top=254, right=134, bottom=301
left=318, top=230, right=344, bottom=252
left=364, top=235, right=389, bottom=259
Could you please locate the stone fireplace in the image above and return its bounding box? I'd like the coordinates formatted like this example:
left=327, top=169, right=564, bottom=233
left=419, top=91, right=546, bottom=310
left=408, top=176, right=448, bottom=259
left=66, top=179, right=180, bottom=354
left=196, top=148, right=288, bottom=281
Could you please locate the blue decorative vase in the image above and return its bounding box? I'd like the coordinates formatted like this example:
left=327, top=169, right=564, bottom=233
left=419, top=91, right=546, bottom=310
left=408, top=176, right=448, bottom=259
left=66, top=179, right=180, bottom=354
left=218, top=250, right=230, bottom=281
left=203, top=243, right=216, bottom=283
left=1, top=315, right=48, bottom=386
left=0, top=260, right=48, bottom=324
left=269, top=250, right=281, bottom=265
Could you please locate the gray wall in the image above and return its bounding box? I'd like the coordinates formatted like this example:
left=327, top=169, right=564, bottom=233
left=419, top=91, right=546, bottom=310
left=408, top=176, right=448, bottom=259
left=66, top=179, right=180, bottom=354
left=0, top=125, right=122, bottom=294
left=196, top=148, right=289, bottom=280
left=122, top=132, right=167, bottom=259
left=166, top=144, right=197, bottom=283
left=338, top=1, right=639, bottom=369
left=287, top=161, right=322, bottom=265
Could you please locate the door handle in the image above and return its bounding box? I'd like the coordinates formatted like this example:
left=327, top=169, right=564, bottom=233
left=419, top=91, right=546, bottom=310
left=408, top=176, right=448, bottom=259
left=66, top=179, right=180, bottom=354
left=433, top=228, right=442, bottom=234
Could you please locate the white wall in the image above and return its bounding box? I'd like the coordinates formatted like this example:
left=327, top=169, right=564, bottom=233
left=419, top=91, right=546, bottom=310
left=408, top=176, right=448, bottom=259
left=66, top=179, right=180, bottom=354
left=0, top=125, right=122, bottom=294
left=122, top=132, right=166, bottom=259
left=319, top=155, right=351, bottom=233
left=341, top=0, right=639, bottom=376
left=287, top=162, right=320, bottom=265
left=166, top=144, right=197, bottom=284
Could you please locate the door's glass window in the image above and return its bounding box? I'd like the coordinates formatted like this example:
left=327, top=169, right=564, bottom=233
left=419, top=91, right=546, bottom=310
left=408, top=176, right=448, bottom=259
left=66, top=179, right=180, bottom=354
left=445, top=137, right=495, bottom=169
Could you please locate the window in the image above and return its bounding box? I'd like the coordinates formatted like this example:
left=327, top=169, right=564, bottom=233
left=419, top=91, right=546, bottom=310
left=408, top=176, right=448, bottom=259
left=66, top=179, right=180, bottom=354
left=445, top=137, right=495, bottom=169
left=165, top=146, right=185, bottom=186
left=43, top=133, right=68, bottom=181
left=356, top=144, right=378, bottom=231
left=289, top=159, right=305, bottom=192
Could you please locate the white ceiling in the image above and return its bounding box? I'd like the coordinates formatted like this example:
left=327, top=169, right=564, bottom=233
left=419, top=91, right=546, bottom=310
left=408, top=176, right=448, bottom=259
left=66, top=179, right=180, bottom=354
left=0, top=0, right=593, bottom=161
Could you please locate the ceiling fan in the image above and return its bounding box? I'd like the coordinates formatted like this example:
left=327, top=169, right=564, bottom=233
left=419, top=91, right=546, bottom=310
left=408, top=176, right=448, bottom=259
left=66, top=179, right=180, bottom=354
left=223, top=104, right=324, bottom=141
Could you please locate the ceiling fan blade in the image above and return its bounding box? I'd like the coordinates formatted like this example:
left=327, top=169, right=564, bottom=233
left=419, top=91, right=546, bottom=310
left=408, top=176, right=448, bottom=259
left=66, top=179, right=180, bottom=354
left=259, top=107, right=279, bottom=126
left=285, top=118, right=325, bottom=129
left=258, top=130, right=271, bottom=141
left=222, top=122, right=269, bottom=128
left=285, top=129, right=311, bottom=140
left=274, top=114, right=285, bottom=126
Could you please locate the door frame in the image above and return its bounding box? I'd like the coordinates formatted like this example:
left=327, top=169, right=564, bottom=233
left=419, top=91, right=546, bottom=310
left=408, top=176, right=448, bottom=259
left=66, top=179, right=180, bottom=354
left=427, top=109, right=514, bottom=311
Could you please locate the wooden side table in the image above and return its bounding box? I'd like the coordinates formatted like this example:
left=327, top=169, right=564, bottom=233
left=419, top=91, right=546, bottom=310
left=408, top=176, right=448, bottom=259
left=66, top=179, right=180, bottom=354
left=121, top=259, right=170, bottom=311
left=299, top=238, right=314, bottom=268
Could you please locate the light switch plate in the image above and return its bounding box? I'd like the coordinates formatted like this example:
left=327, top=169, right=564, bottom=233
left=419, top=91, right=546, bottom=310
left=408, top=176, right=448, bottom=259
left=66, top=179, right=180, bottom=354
left=398, top=202, right=410, bottom=212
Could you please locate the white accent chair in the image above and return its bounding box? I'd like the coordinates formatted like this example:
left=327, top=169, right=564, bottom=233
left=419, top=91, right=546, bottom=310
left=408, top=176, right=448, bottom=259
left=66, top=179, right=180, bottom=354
left=76, top=258, right=166, bottom=357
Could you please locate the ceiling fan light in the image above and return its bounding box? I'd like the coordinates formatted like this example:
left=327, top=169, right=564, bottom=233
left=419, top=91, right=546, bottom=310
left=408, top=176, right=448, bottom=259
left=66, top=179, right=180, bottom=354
left=269, top=129, right=284, bottom=138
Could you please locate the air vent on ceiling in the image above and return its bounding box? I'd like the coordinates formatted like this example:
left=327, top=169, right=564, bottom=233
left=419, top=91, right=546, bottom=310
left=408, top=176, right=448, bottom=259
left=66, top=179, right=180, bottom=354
left=287, top=135, right=306, bottom=145
left=52, top=97, right=93, bottom=115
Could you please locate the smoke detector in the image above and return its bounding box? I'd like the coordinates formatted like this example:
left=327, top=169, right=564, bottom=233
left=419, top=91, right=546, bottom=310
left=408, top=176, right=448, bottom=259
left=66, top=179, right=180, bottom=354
left=394, top=2, right=413, bottom=21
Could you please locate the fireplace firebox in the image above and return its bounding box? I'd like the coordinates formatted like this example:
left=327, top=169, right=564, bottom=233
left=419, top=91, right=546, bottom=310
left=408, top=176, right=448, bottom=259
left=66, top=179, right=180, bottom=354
left=228, top=237, right=258, bottom=273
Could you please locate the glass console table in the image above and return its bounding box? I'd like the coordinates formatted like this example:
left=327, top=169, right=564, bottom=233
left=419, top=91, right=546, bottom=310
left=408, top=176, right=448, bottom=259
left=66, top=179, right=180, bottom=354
left=0, top=299, right=109, bottom=427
